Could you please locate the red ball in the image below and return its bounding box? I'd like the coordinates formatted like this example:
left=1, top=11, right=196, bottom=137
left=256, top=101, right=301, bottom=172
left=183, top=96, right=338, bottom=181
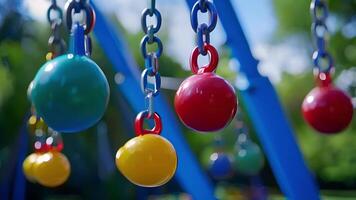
left=175, top=72, right=237, bottom=132
left=302, top=85, right=353, bottom=134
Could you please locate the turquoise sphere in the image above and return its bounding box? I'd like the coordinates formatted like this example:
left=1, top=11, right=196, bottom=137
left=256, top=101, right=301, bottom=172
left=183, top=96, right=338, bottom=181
left=234, top=142, right=264, bottom=176
left=30, top=54, right=110, bottom=132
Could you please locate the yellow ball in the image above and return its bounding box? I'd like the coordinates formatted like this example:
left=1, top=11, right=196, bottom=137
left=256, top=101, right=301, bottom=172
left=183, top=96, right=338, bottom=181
left=33, top=151, right=70, bottom=187
left=116, top=134, right=177, bottom=187
left=23, top=153, right=41, bottom=182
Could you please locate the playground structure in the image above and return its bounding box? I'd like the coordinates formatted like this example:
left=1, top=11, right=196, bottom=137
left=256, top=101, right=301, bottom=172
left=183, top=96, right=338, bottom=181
left=2, top=0, right=355, bottom=199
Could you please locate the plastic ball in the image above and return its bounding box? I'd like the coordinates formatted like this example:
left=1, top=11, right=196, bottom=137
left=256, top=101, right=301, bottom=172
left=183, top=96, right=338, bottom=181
left=30, top=54, right=110, bottom=132
left=23, top=153, right=41, bottom=182
left=208, top=152, right=233, bottom=180
left=175, top=72, right=237, bottom=132
left=115, top=134, right=177, bottom=187
left=302, top=85, right=353, bottom=134
left=33, top=151, right=70, bottom=187
left=234, top=142, right=264, bottom=176
left=27, top=80, right=33, bottom=101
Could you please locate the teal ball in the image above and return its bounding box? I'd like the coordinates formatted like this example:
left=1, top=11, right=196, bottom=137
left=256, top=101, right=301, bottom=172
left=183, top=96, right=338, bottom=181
left=30, top=54, right=110, bottom=133
left=234, top=142, right=264, bottom=176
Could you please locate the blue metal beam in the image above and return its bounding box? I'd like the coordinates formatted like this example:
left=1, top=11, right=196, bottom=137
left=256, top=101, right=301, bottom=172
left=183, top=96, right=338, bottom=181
left=12, top=121, right=28, bottom=200
left=184, top=0, right=320, bottom=199
left=91, top=2, right=215, bottom=200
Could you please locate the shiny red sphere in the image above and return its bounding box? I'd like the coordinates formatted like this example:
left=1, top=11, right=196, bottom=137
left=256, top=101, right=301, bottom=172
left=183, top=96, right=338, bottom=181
left=175, top=72, right=237, bottom=132
left=302, top=85, right=353, bottom=134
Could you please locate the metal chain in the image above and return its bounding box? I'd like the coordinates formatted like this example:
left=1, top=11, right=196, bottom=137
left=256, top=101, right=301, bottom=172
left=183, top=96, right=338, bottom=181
left=47, top=0, right=66, bottom=58
left=66, top=0, right=95, bottom=56
left=191, top=0, right=217, bottom=55
left=310, top=0, right=334, bottom=73
left=140, top=0, right=163, bottom=117
left=199, top=0, right=208, bottom=12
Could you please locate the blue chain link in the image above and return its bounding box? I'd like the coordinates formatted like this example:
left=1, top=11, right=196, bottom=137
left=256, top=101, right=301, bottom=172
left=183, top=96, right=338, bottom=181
left=191, top=0, right=217, bottom=55
left=47, top=0, right=62, bottom=25
left=141, top=69, right=161, bottom=97
left=140, top=35, right=163, bottom=59
left=199, top=0, right=208, bottom=13
left=310, top=0, right=334, bottom=73
left=140, top=0, right=162, bottom=105
left=47, top=0, right=66, bottom=56
left=141, top=8, right=162, bottom=35
left=65, top=0, right=94, bottom=34
left=66, top=0, right=94, bottom=56
left=197, top=23, right=210, bottom=55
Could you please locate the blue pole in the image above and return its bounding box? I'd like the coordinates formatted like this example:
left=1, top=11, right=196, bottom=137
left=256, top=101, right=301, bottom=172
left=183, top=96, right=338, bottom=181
left=12, top=116, right=29, bottom=200
left=184, top=0, right=320, bottom=199
left=91, top=2, right=216, bottom=200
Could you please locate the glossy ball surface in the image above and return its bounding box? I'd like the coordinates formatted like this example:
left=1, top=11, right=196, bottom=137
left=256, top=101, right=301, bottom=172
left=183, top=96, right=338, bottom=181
left=30, top=54, right=109, bottom=132
left=23, top=153, right=40, bottom=182
left=33, top=151, right=70, bottom=187
left=175, top=73, right=237, bottom=132
left=208, top=152, right=233, bottom=179
left=115, top=134, right=177, bottom=187
left=302, top=85, right=353, bottom=134
left=234, top=142, right=264, bottom=176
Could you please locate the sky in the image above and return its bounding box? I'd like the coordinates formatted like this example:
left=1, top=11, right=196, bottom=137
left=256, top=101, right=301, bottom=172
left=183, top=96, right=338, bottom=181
left=23, top=0, right=310, bottom=83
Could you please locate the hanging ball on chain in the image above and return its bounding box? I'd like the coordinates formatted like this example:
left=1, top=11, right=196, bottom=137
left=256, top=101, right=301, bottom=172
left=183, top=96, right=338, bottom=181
left=175, top=45, right=237, bottom=132
left=302, top=73, right=353, bottom=134
left=33, top=151, right=70, bottom=187
left=23, top=153, right=41, bottom=183
left=30, top=53, right=110, bottom=133
left=115, top=134, right=177, bottom=187
left=234, top=141, right=264, bottom=176
left=208, top=152, right=234, bottom=180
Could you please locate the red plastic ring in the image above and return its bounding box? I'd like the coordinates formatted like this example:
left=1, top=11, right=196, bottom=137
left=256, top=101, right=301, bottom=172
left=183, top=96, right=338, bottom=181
left=48, top=144, right=64, bottom=152
left=190, top=43, right=219, bottom=74
left=86, top=6, right=96, bottom=34
left=134, top=111, right=162, bottom=136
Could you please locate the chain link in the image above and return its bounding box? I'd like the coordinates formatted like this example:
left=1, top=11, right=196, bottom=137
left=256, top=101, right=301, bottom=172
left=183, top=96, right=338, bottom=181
left=140, top=0, right=163, bottom=118
left=140, top=2, right=163, bottom=59
left=191, top=0, right=217, bottom=55
left=47, top=0, right=66, bottom=57
left=65, top=0, right=95, bottom=56
left=199, top=0, right=208, bottom=13
left=310, top=0, right=334, bottom=73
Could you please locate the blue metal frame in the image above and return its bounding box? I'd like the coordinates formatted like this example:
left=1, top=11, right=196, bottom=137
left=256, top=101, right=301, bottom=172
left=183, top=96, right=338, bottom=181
left=184, top=0, right=320, bottom=199
left=92, top=2, right=215, bottom=200
left=0, top=116, right=28, bottom=200
left=12, top=123, right=28, bottom=200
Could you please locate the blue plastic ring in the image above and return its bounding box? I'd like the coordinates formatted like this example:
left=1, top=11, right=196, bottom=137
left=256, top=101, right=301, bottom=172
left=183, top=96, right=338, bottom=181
left=47, top=4, right=63, bottom=24
left=197, top=23, right=210, bottom=55
left=312, top=50, right=334, bottom=73
left=140, top=35, right=163, bottom=58
left=310, top=0, right=328, bottom=22
left=65, top=0, right=94, bottom=34
left=141, top=69, right=161, bottom=96
left=141, top=8, right=162, bottom=34
left=191, top=0, right=217, bottom=33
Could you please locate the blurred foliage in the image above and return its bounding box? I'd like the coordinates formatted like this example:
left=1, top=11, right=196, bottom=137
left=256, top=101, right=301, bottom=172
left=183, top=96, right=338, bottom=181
left=273, top=0, right=356, bottom=72
left=273, top=0, right=356, bottom=187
